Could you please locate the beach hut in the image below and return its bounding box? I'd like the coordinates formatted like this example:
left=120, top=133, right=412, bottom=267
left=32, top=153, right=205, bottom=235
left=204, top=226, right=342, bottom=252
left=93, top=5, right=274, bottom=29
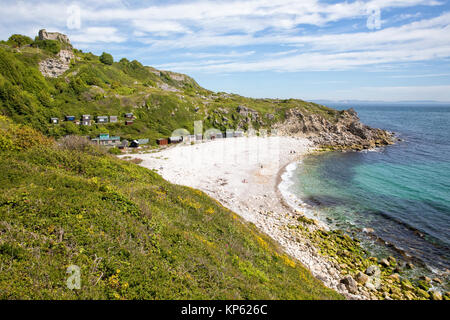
left=81, top=115, right=91, bottom=126
left=157, top=138, right=169, bottom=146
left=50, top=117, right=59, bottom=124
left=91, top=133, right=121, bottom=146
left=109, top=116, right=118, bottom=123
left=169, top=136, right=183, bottom=144
left=96, top=116, right=108, bottom=124
left=125, top=120, right=134, bottom=125
left=119, top=140, right=129, bottom=149
left=130, top=140, right=140, bottom=148
left=65, top=115, right=76, bottom=122
left=234, top=131, right=244, bottom=137
left=137, top=139, right=149, bottom=145
left=125, top=113, right=134, bottom=119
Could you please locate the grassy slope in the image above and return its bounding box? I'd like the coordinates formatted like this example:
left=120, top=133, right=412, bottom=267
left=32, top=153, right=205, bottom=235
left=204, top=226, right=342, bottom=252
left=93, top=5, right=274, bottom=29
left=0, top=38, right=342, bottom=299
left=0, top=43, right=339, bottom=144
left=0, top=118, right=341, bottom=299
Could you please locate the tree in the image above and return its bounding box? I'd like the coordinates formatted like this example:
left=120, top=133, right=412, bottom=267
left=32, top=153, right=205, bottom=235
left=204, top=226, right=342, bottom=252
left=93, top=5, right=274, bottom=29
left=99, top=52, right=113, bottom=65
left=7, top=34, right=33, bottom=48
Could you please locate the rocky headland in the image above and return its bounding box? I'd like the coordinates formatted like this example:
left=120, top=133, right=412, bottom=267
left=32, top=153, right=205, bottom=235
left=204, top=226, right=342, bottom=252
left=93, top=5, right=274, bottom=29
left=274, top=107, right=395, bottom=151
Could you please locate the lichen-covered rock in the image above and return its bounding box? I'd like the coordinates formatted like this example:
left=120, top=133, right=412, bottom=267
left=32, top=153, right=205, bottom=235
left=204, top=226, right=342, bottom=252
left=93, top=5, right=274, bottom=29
left=355, top=271, right=369, bottom=285
left=401, top=280, right=415, bottom=291
left=416, top=288, right=430, bottom=299
left=389, top=273, right=400, bottom=282
left=430, top=291, right=442, bottom=300
left=365, top=265, right=379, bottom=276
left=417, top=280, right=431, bottom=291
left=340, top=275, right=358, bottom=294
left=365, top=282, right=376, bottom=291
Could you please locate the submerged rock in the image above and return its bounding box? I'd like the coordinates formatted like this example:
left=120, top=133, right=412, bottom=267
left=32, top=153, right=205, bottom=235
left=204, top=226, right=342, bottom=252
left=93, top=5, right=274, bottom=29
left=430, top=291, right=442, bottom=300
left=380, top=258, right=390, bottom=267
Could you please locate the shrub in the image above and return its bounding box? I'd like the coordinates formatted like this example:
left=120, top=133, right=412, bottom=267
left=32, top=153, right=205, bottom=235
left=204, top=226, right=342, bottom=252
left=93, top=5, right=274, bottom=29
left=108, top=147, right=122, bottom=155
left=0, top=116, right=53, bottom=151
left=32, top=39, right=61, bottom=55
left=58, top=135, right=107, bottom=156
left=7, top=34, right=34, bottom=48
left=100, top=52, right=113, bottom=65
left=58, top=135, right=93, bottom=151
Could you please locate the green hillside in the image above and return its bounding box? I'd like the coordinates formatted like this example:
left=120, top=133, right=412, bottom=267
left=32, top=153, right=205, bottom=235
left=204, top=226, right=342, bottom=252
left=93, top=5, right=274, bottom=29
left=0, top=116, right=341, bottom=299
left=0, top=36, right=339, bottom=144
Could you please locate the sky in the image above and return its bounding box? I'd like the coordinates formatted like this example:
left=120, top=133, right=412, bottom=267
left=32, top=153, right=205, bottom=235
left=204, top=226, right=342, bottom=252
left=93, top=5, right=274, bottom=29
left=1, top=0, right=450, bottom=102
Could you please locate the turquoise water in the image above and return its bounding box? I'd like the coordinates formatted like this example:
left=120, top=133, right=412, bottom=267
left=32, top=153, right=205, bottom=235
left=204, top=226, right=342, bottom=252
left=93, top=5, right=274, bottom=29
left=288, top=105, right=450, bottom=272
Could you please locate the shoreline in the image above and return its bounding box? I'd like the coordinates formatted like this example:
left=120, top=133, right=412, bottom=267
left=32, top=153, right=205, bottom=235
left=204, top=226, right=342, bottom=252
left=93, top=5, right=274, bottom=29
left=120, top=136, right=447, bottom=300
left=121, top=136, right=368, bottom=299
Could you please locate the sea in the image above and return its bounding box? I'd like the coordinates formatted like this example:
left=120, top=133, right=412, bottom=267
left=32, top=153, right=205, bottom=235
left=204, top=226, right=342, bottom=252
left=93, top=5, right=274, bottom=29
left=279, top=104, right=450, bottom=276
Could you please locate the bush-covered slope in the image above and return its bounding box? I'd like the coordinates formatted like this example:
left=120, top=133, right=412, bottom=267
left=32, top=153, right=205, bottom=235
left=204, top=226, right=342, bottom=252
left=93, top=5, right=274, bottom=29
left=0, top=39, right=340, bottom=144
left=0, top=117, right=341, bottom=299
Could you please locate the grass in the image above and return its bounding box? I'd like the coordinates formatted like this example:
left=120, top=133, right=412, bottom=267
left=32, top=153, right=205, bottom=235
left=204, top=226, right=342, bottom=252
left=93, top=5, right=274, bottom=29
left=0, top=119, right=342, bottom=299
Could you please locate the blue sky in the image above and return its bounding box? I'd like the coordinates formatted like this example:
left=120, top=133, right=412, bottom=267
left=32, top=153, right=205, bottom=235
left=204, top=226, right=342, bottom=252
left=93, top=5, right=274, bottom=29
left=1, top=0, right=450, bottom=101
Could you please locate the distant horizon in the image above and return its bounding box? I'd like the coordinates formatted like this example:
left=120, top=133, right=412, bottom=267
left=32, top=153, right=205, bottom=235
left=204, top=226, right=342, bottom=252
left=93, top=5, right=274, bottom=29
left=1, top=0, right=449, bottom=101
left=312, top=99, right=450, bottom=105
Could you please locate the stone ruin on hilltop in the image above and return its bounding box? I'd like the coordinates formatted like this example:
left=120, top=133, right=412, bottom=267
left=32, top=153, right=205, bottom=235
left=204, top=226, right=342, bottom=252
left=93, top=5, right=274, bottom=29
left=37, top=29, right=75, bottom=78
left=38, top=29, right=71, bottom=44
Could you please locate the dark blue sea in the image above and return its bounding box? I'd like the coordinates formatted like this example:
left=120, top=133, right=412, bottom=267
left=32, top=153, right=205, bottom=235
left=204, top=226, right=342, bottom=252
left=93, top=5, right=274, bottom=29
left=281, top=105, right=450, bottom=274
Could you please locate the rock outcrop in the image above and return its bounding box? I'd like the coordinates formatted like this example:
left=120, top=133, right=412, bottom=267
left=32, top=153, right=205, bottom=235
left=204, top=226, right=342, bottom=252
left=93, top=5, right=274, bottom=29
left=274, top=107, right=394, bottom=150
left=236, top=105, right=263, bottom=125
left=37, top=30, right=74, bottom=78
left=39, top=49, right=74, bottom=78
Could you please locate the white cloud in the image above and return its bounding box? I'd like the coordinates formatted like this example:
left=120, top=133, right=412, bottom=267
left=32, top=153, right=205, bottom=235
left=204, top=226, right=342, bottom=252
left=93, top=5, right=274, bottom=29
left=0, top=0, right=448, bottom=74
left=132, top=20, right=190, bottom=35
left=70, top=27, right=126, bottom=43
left=144, top=11, right=450, bottom=73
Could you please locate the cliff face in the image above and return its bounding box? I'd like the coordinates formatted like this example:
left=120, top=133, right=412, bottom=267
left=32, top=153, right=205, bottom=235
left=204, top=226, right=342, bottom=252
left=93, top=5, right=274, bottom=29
left=35, top=29, right=75, bottom=78
left=274, top=108, right=394, bottom=150
left=39, top=49, right=74, bottom=77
